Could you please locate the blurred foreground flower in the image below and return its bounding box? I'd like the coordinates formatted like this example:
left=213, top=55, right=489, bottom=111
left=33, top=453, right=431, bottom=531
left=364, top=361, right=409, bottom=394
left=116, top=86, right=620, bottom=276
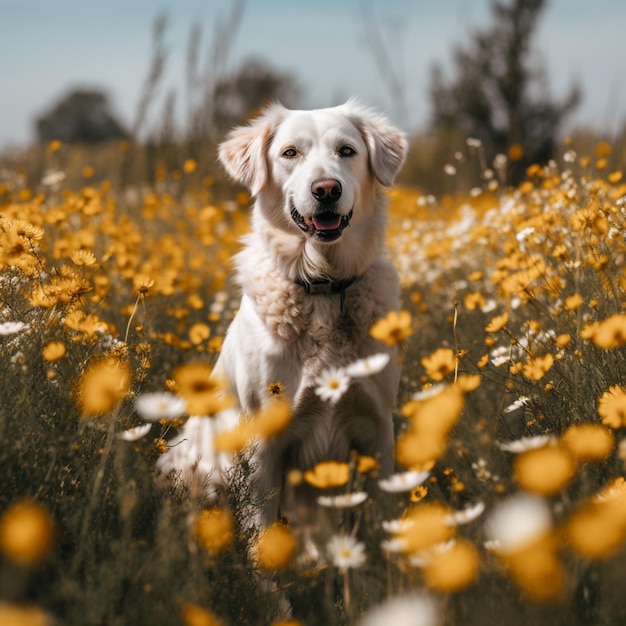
left=255, top=522, right=297, bottom=571
left=513, top=444, right=575, bottom=495
left=303, top=461, right=350, bottom=489
left=195, top=507, right=234, bottom=555
left=0, top=500, right=55, bottom=565
left=487, top=494, right=563, bottom=601
left=252, top=398, right=292, bottom=438
left=76, top=356, right=131, bottom=417
left=0, top=602, right=54, bottom=626
left=359, top=594, right=439, bottom=626
left=172, top=363, right=234, bottom=416
left=134, top=391, right=187, bottom=422
left=181, top=603, right=225, bottom=626
left=422, top=538, right=479, bottom=592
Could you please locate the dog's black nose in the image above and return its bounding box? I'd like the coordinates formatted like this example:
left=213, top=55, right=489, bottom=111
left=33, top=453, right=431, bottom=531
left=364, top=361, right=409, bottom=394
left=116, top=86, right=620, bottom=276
left=311, top=178, right=342, bottom=203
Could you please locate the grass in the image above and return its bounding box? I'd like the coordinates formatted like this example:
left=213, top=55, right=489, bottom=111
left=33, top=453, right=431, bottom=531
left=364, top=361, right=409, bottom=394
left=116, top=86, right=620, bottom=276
left=2, top=139, right=626, bottom=625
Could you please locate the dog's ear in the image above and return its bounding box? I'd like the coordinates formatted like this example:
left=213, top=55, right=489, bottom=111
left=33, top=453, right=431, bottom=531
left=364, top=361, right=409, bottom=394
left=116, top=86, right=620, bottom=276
left=345, top=100, right=408, bottom=187
left=218, top=103, right=286, bottom=196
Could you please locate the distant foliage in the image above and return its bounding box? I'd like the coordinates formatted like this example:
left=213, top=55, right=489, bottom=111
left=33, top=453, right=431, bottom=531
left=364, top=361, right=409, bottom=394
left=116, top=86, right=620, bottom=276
left=36, top=89, right=129, bottom=144
left=429, top=0, right=580, bottom=183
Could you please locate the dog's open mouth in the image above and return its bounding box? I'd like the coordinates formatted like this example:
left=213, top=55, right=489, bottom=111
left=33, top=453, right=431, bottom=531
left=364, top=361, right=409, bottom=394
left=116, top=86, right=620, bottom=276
left=290, top=207, right=353, bottom=242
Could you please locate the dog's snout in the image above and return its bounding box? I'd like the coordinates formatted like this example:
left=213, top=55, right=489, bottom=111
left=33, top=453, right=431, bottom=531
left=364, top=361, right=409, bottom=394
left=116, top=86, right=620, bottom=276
left=311, top=178, right=342, bottom=204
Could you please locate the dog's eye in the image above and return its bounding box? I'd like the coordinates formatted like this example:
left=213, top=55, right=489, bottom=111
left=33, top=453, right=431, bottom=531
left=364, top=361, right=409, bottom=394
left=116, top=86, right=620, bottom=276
left=339, top=145, right=356, bottom=157
left=282, top=148, right=297, bottom=158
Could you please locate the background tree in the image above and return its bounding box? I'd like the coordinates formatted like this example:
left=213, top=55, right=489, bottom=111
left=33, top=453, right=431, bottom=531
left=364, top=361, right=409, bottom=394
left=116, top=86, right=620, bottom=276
left=429, top=0, right=580, bottom=184
left=211, top=59, right=301, bottom=134
left=36, top=89, right=129, bottom=144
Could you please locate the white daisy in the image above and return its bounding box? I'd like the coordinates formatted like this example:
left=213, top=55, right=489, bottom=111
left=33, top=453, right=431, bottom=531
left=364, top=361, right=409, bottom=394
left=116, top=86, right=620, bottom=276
left=134, top=391, right=187, bottom=422
left=444, top=501, right=486, bottom=525
left=116, top=423, right=152, bottom=441
left=486, top=493, right=552, bottom=555
left=496, top=435, right=555, bottom=453
left=379, top=470, right=430, bottom=493
left=313, top=366, right=350, bottom=404
left=380, top=537, right=408, bottom=554
left=408, top=539, right=457, bottom=568
left=327, top=534, right=367, bottom=571
left=410, top=384, right=445, bottom=401
left=503, top=395, right=531, bottom=413
left=317, top=491, right=368, bottom=509
left=0, top=321, right=28, bottom=335
left=382, top=518, right=415, bottom=534
left=345, top=352, right=390, bottom=378
left=359, top=593, right=439, bottom=626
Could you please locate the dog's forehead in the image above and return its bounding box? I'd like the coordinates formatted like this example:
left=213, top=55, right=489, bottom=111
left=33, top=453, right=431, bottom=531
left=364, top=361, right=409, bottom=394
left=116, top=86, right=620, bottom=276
left=271, top=108, right=363, bottom=147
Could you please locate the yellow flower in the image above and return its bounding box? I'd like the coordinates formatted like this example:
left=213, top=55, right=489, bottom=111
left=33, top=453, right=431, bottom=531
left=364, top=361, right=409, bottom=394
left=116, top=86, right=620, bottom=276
left=501, top=533, right=564, bottom=601
left=423, top=538, right=479, bottom=592
left=608, top=170, right=623, bottom=184
left=405, top=386, right=465, bottom=438
left=454, top=374, right=481, bottom=393
left=514, top=445, right=575, bottom=495
left=172, top=363, right=234, bottom=416
left=598, top=385, right=626, bottom=428
left=564, top=293, right=584, bottom=311
left=133, top=275, right=155, bottom=295
left=421, top=348, right=456, bottom=381
left=194, top=508, right=234, bottom=554
left=252, top=399, right=292, bottom=438
left=356, top=454, right=379, bottom=474
left=0, top=501, right=55, bottom=565
left=76, top=357, right=132, bottom=417
left=591, top=314, right=626, bottom=349
left=303, top=461, right=350, bottom=489
left=555, top=333, right=571, bottom=348
left=561, top=423, right=614, bottom=462
left=522, top=353, right=554, bottom=381
left=370, top=310, right=413, bottom=346
left=213, top=423, right=254, bottom=454
left=464, top=292, right=486, bottom=311
left=485, top=312, right=508, bottom=333
left=0, top=602, right=52, bottom=626
left=395, top=429, right=447, bottom=469
left=255, top=522, right=297, bottom=571
left=396, top=502, right=454, bottom=555
left=267, top=381, right=285, bottom=397
left=188, top=323, right=210, bottom=345
left=181, top=603, right=225, bottom=626
left=42, top=341, right=66, bottom=363
left=70, top=249, right=97, bottom=266
left=508, top=144, right=524, bottom=161
left=183, top=159, right=198, bottom=174
left=565, top=500, right=626, bottom=559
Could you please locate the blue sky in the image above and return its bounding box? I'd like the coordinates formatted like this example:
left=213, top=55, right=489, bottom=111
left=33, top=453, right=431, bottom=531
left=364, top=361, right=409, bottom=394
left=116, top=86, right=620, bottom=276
left=1, top=0, right=625, bottom=148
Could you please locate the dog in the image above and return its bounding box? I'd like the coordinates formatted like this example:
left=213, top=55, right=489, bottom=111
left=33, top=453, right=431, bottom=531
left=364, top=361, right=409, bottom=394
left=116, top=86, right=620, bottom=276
left=160, top=100, right=407, bottom=524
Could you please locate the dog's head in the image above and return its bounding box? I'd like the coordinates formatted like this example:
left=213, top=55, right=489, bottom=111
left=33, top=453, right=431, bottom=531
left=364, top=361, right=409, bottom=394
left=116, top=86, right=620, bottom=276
left=218, top=101, right=407, bottom=246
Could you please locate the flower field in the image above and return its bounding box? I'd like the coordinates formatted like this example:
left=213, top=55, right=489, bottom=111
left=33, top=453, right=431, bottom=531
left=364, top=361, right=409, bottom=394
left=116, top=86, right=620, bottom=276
left=2, top=140, right=626, bottom=625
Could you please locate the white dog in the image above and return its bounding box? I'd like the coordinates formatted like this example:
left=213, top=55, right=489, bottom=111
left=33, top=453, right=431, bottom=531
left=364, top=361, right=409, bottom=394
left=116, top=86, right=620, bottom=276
left=160, top=101, right=407, bottom=524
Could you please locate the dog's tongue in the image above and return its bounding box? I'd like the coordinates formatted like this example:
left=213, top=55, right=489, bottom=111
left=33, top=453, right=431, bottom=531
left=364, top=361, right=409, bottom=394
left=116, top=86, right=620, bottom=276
left=311, top=213, right=342, bottom=231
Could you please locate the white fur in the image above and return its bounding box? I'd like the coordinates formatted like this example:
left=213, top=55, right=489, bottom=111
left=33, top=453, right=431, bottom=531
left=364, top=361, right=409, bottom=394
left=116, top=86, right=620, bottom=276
left=159, top=101, right=408, bottom=523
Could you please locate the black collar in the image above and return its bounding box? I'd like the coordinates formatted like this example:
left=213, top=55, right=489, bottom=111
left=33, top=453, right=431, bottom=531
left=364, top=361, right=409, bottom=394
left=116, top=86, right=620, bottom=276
left=296, top=276, right=359, bottom=310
